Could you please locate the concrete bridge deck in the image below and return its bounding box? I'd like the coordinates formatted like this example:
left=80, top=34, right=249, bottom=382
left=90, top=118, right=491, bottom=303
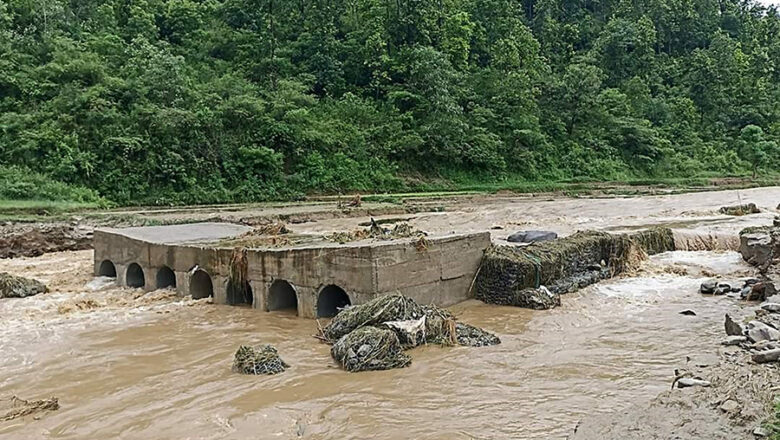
left=93, top=223, right=490, bottom=318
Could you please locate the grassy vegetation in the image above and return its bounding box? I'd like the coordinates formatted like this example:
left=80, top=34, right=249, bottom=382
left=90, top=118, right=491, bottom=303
left=766, top=397, right=780, bottom=440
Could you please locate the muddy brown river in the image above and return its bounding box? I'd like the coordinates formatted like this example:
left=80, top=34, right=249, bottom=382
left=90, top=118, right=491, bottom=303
left=0, top=247, right=758, bottom=439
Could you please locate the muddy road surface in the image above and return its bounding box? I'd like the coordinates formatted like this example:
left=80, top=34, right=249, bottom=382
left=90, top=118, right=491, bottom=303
left=0, top=249, right=762, bottom=439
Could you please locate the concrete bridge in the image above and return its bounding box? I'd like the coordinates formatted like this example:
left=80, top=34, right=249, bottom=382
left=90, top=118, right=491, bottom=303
left=93, top=223, right=490, bottom=318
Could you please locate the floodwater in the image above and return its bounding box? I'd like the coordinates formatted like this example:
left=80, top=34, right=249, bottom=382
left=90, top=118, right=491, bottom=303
left=0, top=248, right=759, bottom=439
left=292, top=186, right=780, bottom=241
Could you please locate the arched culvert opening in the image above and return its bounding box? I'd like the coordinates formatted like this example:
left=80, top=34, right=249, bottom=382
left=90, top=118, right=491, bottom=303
left=317, top=285, right=351, bottom=318
left=156, top=266, right=176, bottom=289
left=126, top=263, right=145, bottom=288
left=98, top=260, right=116, bottom=277
left=268, top=280, right=298, bottom=313
left=226, top=280, right=253, bottom=306
left=190, top=269, right=213, bottom=299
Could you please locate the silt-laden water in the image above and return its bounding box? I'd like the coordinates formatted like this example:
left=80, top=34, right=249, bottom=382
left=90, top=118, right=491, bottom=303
left=0, top=250, right=756, bottom=439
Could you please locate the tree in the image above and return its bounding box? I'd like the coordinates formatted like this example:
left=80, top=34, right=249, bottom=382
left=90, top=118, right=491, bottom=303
left=738, top=125, right=778, bottom=178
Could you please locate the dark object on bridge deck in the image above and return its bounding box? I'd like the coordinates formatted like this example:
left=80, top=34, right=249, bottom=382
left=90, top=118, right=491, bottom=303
left=507, top=230, right=558, bottom=244
left=232, top=345, right=289, bottom=375
left=331, top=326, right=411, bottom=372
left=719, top=203, right=760, bottom=216
left=0, top=272, right=48, bottom=298
left=475, top=228, right=675, bottom=309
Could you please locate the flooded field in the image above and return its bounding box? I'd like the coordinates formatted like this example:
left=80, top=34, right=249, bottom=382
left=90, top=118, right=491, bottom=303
left=0, top=249, right=758, bottom=439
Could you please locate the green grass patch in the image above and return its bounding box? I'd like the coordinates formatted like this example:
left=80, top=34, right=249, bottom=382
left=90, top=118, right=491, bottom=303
left=765, top=397, right=780, bottom=440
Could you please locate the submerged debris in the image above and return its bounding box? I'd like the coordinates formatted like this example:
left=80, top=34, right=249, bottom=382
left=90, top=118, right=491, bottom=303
left=719, top=203, right=760, bottom=216
left=0, top=272, right=48, bottom=299
left=455, top=323, right=501, bottom=347
left=1, top=396, right=59, bottom=421
left=232, top=345, right=289, bottom=375
left=331, top=326, right=411, bottom=372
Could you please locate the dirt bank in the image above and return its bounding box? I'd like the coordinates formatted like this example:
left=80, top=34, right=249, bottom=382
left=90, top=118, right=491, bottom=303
left=0, top=223, right=92, bottom=258
left=571, top=346, right=779, bottom=439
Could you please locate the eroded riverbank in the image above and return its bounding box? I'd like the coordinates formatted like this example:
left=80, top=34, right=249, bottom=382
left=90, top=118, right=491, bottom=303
left=0, top=249, right=765, bottom=439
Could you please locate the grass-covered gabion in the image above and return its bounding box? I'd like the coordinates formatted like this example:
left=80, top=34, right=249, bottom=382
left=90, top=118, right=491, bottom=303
left=331, top=326, right=412, bottom=372
left=232, top=345, right=289, bottom=375
left=324, top=295, right=501, bottom=372
left=0, top=272, right=48, bottom=299
left=323, top=294, right=424, bottom=342
left=475, top=228, right=675, bottom=309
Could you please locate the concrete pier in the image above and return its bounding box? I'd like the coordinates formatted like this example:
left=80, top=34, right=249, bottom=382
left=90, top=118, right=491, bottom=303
left=94, top=223, right=490, bottom=318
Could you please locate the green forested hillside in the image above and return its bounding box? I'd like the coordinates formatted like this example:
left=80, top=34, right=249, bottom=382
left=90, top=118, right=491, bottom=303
left=1, top=0, right=780, bottom=204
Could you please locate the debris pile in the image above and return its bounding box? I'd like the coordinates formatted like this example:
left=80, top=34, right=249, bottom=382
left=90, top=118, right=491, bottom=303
left=232, top=345, right=289, bottom=375
left=322, top=294, right=500, bottom=372
left=220, top=223, right=292, bottom=248
left=326, top=220, right=426, bottom=244
left=0, top=272, right=48, bottom=299
left=475, top=228, right=674, bottom=309
left=719, top=203, right=761, bottom=216
left=1, top=396, right=59, bottom=421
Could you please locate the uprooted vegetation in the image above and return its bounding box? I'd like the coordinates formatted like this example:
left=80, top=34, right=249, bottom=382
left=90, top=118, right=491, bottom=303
left=322, top=294, right=500, bottom=372
left=475, top=228, right=675, bottom=309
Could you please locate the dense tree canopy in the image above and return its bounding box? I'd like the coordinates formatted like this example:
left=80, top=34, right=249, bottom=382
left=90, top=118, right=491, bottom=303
left=1, top=0, right=779, bottom=204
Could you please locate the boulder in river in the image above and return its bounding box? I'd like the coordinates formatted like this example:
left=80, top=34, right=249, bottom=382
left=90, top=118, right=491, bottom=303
left=725, top=314, right=744, bottom=336
left=743, top=282, right=777, bottom=301
left=700, top=279, right=717, bottom=294
left=0, top=273, right=48, bottom=299
left=739, top=226, right=780, bottom=268
left=721, top=335, right=748, bottom=346
left=676, top=378, right=711, bottom=388
left=507, top=230, right=558, bottom=244
left=751, top=348, right=780, bottom=364
left=761, top=303, right=780, bottom=313
left=745, top=321, right=780, bottom=343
